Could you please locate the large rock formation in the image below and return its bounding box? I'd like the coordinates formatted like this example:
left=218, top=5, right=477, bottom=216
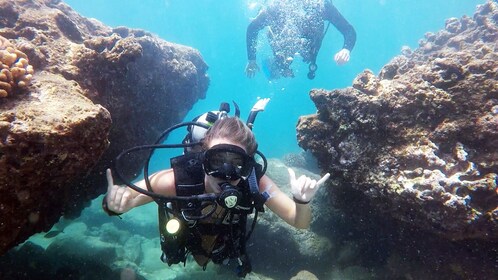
left=297, top=1, right=497, bottom=241
left=0, top=0, right=209, bottom=254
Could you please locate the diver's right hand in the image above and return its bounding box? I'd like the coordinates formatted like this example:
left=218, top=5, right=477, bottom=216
left=245, top=60, right=260, bottom=78
left=288, top=168, right=330, bottom=203
left=105, top=168, right=134, bottom=214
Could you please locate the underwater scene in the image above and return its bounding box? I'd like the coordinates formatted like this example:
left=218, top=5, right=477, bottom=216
left=0, top=0, right=497, bottom=279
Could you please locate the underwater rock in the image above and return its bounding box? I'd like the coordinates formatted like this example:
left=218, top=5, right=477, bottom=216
left=0, top=72, right=111, bottom=255
left=248, top=158, right=337, bottom=279
left=0, top=239, right=141, bottom=280
left=0, top=0, right=209, bottom=255
left=290, top=270, right=319, bottom=280
left=297, top=1, right=497, bottom=241
left=282, top=150, right=320, bottom=173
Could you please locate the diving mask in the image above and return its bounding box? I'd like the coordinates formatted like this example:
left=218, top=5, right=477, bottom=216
left=203, top=144, right=253, bottom=180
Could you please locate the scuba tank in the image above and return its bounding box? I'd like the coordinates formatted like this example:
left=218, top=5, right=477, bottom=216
left=182, top=102, right=239, bottom=153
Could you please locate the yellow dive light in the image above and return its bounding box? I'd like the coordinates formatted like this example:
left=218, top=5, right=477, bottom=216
left=165, top=218, right=181, bottom=234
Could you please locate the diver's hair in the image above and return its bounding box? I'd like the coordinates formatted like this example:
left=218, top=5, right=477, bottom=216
left=203, top=117, right=258, bottom=156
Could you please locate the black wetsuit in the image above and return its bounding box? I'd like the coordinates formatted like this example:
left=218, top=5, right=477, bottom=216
left=246, top=0, right=356, bottom=71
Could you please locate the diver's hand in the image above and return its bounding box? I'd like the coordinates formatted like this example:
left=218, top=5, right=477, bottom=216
left=288, top=168, right=330, bottom=203
left=105, top=169, right=134, bottom=214
left=251, top=97, right=270, bottom=112
left=245, top=60, right=260, bottom=78
left=334, top=48, right=350, bottom=65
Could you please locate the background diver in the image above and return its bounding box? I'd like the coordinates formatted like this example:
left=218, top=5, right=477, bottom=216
left=245, top=0, right=356, bottom=80
left=102, top=100, right=330, bottom=277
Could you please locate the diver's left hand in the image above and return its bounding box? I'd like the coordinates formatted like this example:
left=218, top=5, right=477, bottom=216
left=334, top=48, right=350, bottom=65
left=288, top=168, right=330, bottom=203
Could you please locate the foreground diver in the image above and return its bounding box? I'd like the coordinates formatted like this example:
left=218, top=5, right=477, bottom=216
left=245, top=0, right=356, bottom=80
left=103, top=105, right=330, bottom=277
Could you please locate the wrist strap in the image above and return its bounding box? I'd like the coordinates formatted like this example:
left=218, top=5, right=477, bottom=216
left=102, top=195, right=122, bottom=217
left=293, top=196, right=310, bottom=205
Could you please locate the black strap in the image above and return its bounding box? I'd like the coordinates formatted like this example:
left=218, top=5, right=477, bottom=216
left=308, top=21, right=331, bottom=74
left=171, top=153, right=205, bottom=196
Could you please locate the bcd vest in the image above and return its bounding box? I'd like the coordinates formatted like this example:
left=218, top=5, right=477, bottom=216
left=157, top=152, right=267, bottom=273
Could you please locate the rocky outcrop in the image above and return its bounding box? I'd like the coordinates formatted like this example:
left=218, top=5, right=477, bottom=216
left=297, top=1, right=497, bottom=241
left=0, top=0, right=209, bottom=254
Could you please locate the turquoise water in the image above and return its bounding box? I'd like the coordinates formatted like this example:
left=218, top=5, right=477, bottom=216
left=3, top=1, right=490, bottom=279
left=64, top=0, right=484, bottom=159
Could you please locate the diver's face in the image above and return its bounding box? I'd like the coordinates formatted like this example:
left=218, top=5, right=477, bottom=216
left=204, top=138, right=246, bottom=193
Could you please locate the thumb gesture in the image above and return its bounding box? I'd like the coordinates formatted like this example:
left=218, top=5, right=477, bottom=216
left=105, top=168, right=133, bottom=214
left=288, top=168, right=330, bottom=203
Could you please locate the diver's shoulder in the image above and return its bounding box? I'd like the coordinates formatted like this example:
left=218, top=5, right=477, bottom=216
left=151, top=169, right=176, bottom=190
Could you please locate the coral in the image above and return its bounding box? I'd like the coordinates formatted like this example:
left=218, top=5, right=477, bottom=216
left=352, top=69, right=381, bottom=95
left=297, top=1, right=498, bottom=240
left=0, top=35, right=33, bottom=98
left=396, top=141, right=496, bottom=216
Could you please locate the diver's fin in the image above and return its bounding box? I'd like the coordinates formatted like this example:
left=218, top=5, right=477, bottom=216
left=262, top=57, right=280, bottom=80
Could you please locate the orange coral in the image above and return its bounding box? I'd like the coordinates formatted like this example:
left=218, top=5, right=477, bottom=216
left=0, top=35, right=33, bottom=98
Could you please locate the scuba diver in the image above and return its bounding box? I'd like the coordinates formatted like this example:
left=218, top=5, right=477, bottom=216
left=102, top=99, right=330, bottom=277
left=245, top=0, right=356, bottom=80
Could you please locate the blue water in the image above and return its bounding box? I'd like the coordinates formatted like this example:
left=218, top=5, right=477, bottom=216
left=64, top=0, right=483, bottom=160
left=3, top=1, right=489, bottom=279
